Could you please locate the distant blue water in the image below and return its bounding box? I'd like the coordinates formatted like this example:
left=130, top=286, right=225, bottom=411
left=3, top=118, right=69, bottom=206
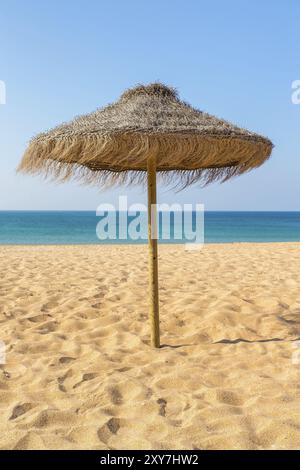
left=0, top=211, right=300, bottom=244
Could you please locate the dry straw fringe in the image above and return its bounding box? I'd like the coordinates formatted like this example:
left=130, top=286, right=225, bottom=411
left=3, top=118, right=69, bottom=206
left=18, top=132, right=272, bottom=190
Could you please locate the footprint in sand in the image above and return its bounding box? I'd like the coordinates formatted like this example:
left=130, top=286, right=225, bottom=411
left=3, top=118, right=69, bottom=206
left=37, top=321, right=58, bottom=334
left=97, top=418, right=121, bottom=444
left=73, top=373, right=97, bottom=389
left=9, top=403, right=34, bottom=420
left=32, top=409, right=77, bottom=428
left=93, top=292, right=105, bottom=300
left=216, top=390, right=244, bottom=406
left=40, top=300, right=59, bottom=312
left=59, top=356, right=75, bottom=364
left=116, top=367, right=131, bottom=373
left=57, top=369, right=73, bottom=392
left=108, top=386, right=123, bottom=405
left=106, top=418, right=120, bottom=434
left=157, top=398, right=167, bottom=417
left=27, top=314, right=52, bottom=323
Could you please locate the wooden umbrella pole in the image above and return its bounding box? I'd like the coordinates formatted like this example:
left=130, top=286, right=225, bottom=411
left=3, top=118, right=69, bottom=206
left=147, top=155, right=160, bottom=348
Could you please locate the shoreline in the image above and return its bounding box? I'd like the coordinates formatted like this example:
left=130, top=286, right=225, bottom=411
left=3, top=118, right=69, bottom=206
left=1, top=240, right=300, bottom=247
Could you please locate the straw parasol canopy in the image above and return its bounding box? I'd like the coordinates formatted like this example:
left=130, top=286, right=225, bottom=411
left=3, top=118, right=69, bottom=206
left=19, top=83, right=273, bottom=189
left=18, top=83, right=273, bottom=348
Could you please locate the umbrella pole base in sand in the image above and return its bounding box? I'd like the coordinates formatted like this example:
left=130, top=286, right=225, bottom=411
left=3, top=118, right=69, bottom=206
left=147, top=155, right=160, bottom=348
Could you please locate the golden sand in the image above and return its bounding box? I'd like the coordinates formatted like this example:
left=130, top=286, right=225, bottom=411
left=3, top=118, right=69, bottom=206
left=0, top=243, right=300, bottom=450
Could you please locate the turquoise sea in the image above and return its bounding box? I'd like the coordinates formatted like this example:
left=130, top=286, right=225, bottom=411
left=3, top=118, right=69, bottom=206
left=0, top=211, right=300, bottom=244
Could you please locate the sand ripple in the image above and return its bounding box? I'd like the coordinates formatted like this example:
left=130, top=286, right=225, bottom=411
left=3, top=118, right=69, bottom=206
left=0, top=243, right=300, bottom=449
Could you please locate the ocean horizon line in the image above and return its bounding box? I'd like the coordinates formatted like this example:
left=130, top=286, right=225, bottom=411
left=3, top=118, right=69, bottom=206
left=0, top=210, right=300, bottom=213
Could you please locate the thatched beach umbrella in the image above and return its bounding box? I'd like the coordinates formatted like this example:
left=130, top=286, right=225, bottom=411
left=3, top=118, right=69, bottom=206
left=18, top=83, right=273, bottom=348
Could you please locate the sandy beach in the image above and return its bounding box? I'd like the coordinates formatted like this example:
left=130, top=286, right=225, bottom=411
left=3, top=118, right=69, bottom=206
left=0, top=243, right=300, bottom=450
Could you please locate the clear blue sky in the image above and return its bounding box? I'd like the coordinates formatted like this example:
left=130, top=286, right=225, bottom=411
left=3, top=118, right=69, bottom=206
left=0, top=0, right=299, bottom=210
